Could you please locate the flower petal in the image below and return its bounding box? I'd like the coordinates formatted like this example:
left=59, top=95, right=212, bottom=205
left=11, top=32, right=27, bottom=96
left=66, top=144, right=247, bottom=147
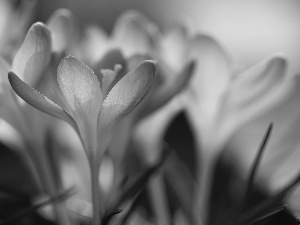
left=136, top=61, right=195, bottom=120
left=0, top=59, right=25, bottom=132
left=57, top=56, right=102, bottom=121
left=217, top=55, right=293, bottom=146
left=158, top=22, right=190, bottom=72
left=8, top=71, right=76, bottom=128
left=57, top=56, right=102, bottom=153
left=112, top=10, right=158, bottom=57
left=101, top=65, right=122, bottom=98
left=185, top=35, right=231, bottom=133
left=127, top=54, right=153, bottom=71
left=12, top=22, right=52, bottom=87
left=92, top=48, right=127, bottom=85
left=79, top=25, right=108, bottom=64
left=47, top=9, right=78, bottom=53
left=99, top=60, right=156, bottom=128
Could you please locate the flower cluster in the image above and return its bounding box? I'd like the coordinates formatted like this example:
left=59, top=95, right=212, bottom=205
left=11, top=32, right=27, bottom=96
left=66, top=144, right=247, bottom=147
left=0, top=4, right=300, bottom=225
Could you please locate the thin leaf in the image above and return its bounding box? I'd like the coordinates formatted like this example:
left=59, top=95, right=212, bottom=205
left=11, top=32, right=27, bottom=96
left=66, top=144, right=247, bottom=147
left=108, top=143, right=171, bottom=212
left=241, top=123, right=273, bottom=211
left=235, top=171, right=300, bottom=225
left=244, top=205, right=286, bottom=225
left=102, top=210, right=123, bottom=225
left=117, top=192, right=143, bottom=225
left=0, top=188, right=74, bottom=225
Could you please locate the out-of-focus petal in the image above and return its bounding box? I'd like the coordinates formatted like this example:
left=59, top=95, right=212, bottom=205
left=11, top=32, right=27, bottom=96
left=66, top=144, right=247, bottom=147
left=0, top=59, right=25, bottom=133
left=12, top=22, right=52, bottom=87
left=98, top=60, right=156, bottom=129
left=136, top=61, right=194, bottom=120
left=8, top=71, right=76, bottom=129
left=47, top=8, right=78, bottom=53
left=217, top=55, right=293, bottom=146
left=112, top=10, right=158, bottom=57
left=158, top=22, right=190, bottom=72
left=134, top=97, right=184, bottom=164
left=80, top=25, right=108, bottom=64
left=0, top=57, right=10, bottom=86
left=127, top=54, right=153, bottom=71
left=57, top=56, right=102, bottom=149
left=186, top=35, right=231, bottom=134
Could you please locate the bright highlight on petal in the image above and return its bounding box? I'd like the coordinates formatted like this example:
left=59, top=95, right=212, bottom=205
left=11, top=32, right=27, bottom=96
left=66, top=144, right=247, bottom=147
left=99, top=60, right=156, bottom=128
left=12, top=22, right=52, bottom=87
left=57, top=56, right=102, bottom=122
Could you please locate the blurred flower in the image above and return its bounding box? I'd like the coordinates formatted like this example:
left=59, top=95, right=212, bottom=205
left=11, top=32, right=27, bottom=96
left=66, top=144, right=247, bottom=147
left=225, top=73, right=300, bottom=218
left=183, top=35, right=295, bottom=223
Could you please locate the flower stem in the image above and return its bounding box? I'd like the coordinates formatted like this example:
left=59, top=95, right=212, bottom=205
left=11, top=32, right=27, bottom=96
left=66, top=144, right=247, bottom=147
left=148, top=174, right=171, bottom=225
left=90, top=161, right=101, bottom=225
left=194, top=146, right=218, bottom=225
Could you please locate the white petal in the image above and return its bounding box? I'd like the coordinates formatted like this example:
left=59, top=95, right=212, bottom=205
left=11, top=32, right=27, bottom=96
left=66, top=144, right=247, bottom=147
left=8, top=71, right=76, bottom=128
left=99, top=60, right=155, bottom=129
left=12, top=22, right=52, bottom=87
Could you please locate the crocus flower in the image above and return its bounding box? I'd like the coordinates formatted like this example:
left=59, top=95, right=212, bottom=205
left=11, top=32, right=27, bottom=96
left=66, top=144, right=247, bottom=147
left=183, top=35, right=295, bottom=224
left=0, top=21, right=52, bottom=186
left=9, top=52, right=156, bottom=224
left=0, top=20, right=79, bottom=225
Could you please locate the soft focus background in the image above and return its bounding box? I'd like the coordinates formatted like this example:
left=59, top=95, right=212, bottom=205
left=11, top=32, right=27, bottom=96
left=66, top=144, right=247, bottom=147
left=35, top=0, right=300, bottom=76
